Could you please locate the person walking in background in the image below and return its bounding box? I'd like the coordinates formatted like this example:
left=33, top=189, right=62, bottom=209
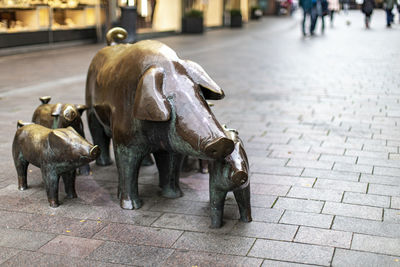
left=384, top=0, right=395, bottom=27
left=311, top=0, right=328, bottom=34
left=300, top=0, right=314, bottom=36
left=362, top=0, right=375, bottom=28
left=328, top=0, right=340, bottom=27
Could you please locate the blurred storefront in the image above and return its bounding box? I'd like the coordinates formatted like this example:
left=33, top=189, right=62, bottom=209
left=0, top=0, right=256, bottom=49
left=0, top=0, right=106, bottom=48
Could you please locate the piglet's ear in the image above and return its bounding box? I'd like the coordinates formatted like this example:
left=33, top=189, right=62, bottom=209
left=182, top=60, right=225, bottom=100
left=133, top=66, right=171, bottom=121
left=48, top=130, right=66, bottom=151
left=51, top=103, right=62, bottom=117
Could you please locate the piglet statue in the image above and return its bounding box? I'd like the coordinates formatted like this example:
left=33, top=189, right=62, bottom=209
left=12, top=121, right=100, bottom=207
left=208, top=126, right=252, bottom=228
left=32, top=96, right=91, bottom=175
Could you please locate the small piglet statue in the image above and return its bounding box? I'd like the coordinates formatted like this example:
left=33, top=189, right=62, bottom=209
left=12, top=121, right=100, bottom=207
left=32, top=96, right=91, bottom=175
left=208, top=126, right=252, bottom=228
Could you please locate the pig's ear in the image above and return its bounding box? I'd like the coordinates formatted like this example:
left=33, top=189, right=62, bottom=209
left=75, top=104, right=88, bottom=116
left=48, top=130, right=67, bottom=149
left=182, top=60, right=225, bottom=100
left=51, top=103, right=62, bottom=117
left=133, top=66, right=171, bottom=121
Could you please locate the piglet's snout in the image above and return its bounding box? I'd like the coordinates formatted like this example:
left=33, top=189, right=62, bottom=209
left=204, top=137, right=234, bottom=159
left=231, top=170, right=248, bottom=187
left=89, top=145, right=100, bottom=159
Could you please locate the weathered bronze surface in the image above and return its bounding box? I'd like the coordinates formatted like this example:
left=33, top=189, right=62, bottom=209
left=208, top=127, right=252, bottom=228
left=12, top=123, right=100, bottom=207
left=86, top=29, right=234, bottom=209
left=32, top=96, right=91, bottom=175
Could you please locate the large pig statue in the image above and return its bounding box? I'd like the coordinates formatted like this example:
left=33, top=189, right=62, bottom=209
left=208, top=127, right=252, bottom=228
left=86, top=28, right=234, bottom=210
left=32, top=96, right=91, bottom=175
left=12, top=122, right=100, bottom=207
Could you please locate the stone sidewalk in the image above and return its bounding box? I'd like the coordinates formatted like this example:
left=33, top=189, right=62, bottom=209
left=0, top=10, right=400, bottom=266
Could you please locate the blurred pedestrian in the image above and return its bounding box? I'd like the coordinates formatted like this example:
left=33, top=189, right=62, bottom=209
left=362, top=0, right=375, bottom=28
left=328, top=0, right=340, bottom=26
left=300, top=0, right=314, bottom=35
left=384, top=0, right=395, bottom=27
left=311, top=0, right=329, bottom=34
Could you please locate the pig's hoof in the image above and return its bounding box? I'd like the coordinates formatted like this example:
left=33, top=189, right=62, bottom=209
left=49, top=200, right=60, bottom=208
left=210, top=220, right=223, bottom=229
left=65, top=193, right=78, bottom=199
left=132, top=199, right=142, bottom=209
left=78, top=165, right=91, bottom=176
left=240, top=215, right=253, bottom=223
left=120, top=199, right=134, bottom=210
left=18, top=185, right=28, bottom=191
left=96, top=157, right=113, bottom=166
left=161, top=188, right=183, bottom=199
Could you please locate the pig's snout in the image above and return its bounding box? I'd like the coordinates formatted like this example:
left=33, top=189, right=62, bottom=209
left=89, top=145, right=100, bottom=159
left=231, top=170, right=248, bottom=187
left=204, top=137, right=234, bottom=159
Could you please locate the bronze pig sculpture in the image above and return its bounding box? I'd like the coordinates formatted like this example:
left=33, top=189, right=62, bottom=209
left=12, top=122, right=100, bottom=207
left=32, top=96, right=91, bottom=175
left=208, top=127, right=251, bottom=228
left=86, top=29, right=234, bottom=210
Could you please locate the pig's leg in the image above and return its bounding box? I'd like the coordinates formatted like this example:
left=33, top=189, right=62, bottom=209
left=233, top=184, right=252, bottom=223
left=42, top=168, right=60, bottom=208
left=88, top=110, right=112, bottom=166
left=209, top=188, right=227, bottom=228
left=114, top=144, right=143, bottom=210
left=154, top=151, right=184, bottom=198
left=62, top=170, right=77, bottom=199
left=14, top=156, right=29, bottom=190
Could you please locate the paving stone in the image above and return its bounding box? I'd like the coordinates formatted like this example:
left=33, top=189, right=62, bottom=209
left=93, top=223, right=183, bottom=248
left=2, top=251, right=123, bottom=267
left=319, top=154, right=357, bottom=164
left=332, top=216, right=400, bottom=238
left=374, top=166, right=400, bottom=177
left=172, top=232, right=255, bottom=256
left=21, top=215, right=107, bottom=238
left=240, top=194, right=277, bottom=208
left=248, top=239, right=333, bottom=266
left=251, top=174, right=315, bottom=187
left=323, top=202, right=382, bottom=221
left=309, top=146, right=345, bottom=156
left=302, top=169, right=359, bottom=181
left=0, top=228, right=55, bottom=250
left=345, top=149, right=388, bottom=159
left=368, top=184, right=400, bottom=197
left=251, top=183, right=291, bottom=196
left=286, top=159, right=333, bottom=170
left=315, top=179, right=366, bottom=193
left=363, top=144, right=398, bottom=153
left=273, top=197, right=324, bottom=213
left=352, top=234, right=400, bottom=256
left=0, top=247, right=20, bottom=265
left=250, top=156, right=288, bottom=167
left=0, top=210, right=36, bottom=229
left=251, top=165, right=304, bottom=176
left=39, top=235, right=103, bottom=258
left=269, top=151, right=320, bottom=160
left=333, top=162, right=373, bottom=174
left=332, top=249, right=400, bottom=267
left=251, top=207, right=284, bottom=223
left=269, top=144, right=311, bottom=153
left=383, top=208, right=400, bottom=223
left=358, top=157, right=400, bottom=169
left=389, top=153, right=400, bottom=160
left=294, top=226, right=352, bottom=248
left=392, top=197, right=400, bottom=209
left=287, top=187, right=343, bottom=202
left=230, top=221, right=298, bottom=241
left=152, top=213, right=236, bottom=233
left=88, top=241, right=174, bottom=266
left=361, top=174, right=400, bottom=186
left=163, top=250, right=263, bottom=267
left=262, top=259, right=319, bottom=267
left=343, top=192, right=390, bottom=208
left=280, top=210, right=333, bottom=228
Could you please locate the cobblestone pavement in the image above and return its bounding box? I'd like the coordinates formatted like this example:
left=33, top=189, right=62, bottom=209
left=0, top=10, right=399, bottom=266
